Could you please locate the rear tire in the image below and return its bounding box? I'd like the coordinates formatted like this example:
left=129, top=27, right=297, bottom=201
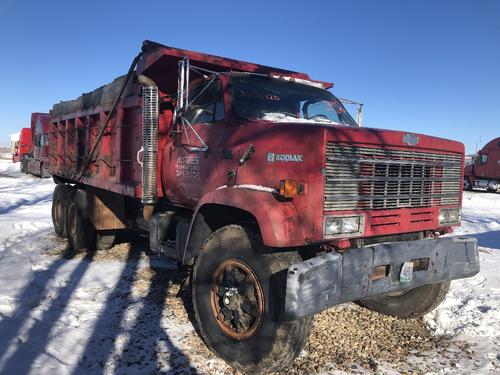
left=51, top=184, right=71, bottom=238
left=358, top=281, right=451, bottom=318
left=66, top=189, right=96, bottom=252
left=192, top=225, right=312, bottom=374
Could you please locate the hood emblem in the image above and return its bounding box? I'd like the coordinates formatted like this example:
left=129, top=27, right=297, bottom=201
left=402, top=133, right=419, bottom=146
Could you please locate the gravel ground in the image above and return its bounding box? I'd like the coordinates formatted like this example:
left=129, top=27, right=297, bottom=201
left=286, top=306, right=474, bottom=374
left=45, top=238, right=477, bottom=374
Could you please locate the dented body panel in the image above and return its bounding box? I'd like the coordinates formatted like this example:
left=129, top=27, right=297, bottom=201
left=284, top=236, right=479, bottom=320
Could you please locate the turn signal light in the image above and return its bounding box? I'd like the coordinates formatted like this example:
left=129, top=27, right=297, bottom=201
left=279, top=180, right=299, bottom=198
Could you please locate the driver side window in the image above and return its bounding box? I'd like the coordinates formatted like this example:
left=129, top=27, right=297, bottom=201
left=476, top=153, right=488, bottom=165
left=184, top=80, right=224, bottom=124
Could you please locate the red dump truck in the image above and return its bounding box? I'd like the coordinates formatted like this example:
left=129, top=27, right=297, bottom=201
left=23, top=113, right=51, bottom=178
left=12, top=127, right=31, bottom=167
left=464, top=137, right=500, bottom=192
left=48, top=40, right=479, bottom=373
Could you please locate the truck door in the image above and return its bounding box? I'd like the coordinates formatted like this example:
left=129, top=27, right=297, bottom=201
left=476, top=151, right=488, bottom=177
left=165, top=78, right=226, bottom=207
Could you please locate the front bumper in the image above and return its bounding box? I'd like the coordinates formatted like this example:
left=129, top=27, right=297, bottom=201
left=284, top=237, right=479, bottom=320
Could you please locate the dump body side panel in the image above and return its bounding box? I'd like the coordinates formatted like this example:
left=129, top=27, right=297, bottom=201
left=49, top=88, right=149, bottom=198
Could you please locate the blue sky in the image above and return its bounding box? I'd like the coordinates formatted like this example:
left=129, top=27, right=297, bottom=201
left=0, top=0, right=498, bottom=154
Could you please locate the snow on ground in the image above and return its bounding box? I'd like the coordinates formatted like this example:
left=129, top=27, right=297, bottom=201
left=0, top=161, right=229, bottom=374
left=0, top=158, right=499, bottom=374
left=424, top=192, right=500, bottom=373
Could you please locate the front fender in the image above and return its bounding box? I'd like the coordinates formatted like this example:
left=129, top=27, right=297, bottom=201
left=183, top=187, right=306, bottom=262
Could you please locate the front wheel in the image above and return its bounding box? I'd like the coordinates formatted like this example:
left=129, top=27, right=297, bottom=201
left=358, top=281, right=451, bottom=318
left=192, top=225, right=312, bottom=374
left=464, top=177, right=472, bottom=191
left=20, top=158, right=26, bottom=173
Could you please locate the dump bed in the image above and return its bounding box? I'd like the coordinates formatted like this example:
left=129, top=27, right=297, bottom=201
left=48, top=40, right=327, bottom=199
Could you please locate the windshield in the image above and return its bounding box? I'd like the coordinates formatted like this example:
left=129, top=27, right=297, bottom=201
left=228, top=75, right=357, bottom=126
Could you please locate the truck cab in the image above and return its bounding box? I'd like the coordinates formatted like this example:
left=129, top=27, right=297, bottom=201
left=464, top=137, right=500, bottom=192
left=12, top=128, right=31, bottom=168
left=164, top=68, right=465, bottom=249
left=26, top=113, right=51, bottom=178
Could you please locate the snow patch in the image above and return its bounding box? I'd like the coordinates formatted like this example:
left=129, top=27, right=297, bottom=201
left=261, top=112, right=341, bottom=125
left=216, top=184, right=278, bottom=193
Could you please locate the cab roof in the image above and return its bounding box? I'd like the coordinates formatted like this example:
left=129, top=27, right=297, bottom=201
left=137, top=40, right=333, bottom=94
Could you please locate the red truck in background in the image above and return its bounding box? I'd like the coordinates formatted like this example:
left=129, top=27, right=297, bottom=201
left=47, top=40, right=479, bottom=373
left=464, top=137, right=500, bottom=192
left=14, top=114, right=51, bottom=177
left=24, top=113, right=51, bottom=178
left=12, top=128, right=31, bottom=168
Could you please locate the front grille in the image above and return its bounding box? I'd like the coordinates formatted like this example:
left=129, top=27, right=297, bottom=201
left=324, top=144, right=462, bottom=211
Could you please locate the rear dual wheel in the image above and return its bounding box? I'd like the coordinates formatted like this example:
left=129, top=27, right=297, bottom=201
left=51, top=184, right=71, bottom=237
left=66, top=189, right=96, bottom=253
left=192, top=225, right=312, bottom=374
left=52, top=185, right=115, bottom=252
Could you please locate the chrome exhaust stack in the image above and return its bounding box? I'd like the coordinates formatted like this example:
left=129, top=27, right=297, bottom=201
left=140, top=81, right=158, bottom=221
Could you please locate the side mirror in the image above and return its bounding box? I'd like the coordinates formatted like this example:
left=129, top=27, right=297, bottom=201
left=176, top=57, right=190, bottom=123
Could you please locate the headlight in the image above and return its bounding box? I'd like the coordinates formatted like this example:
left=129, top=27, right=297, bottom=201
left=324, top=215, right=365, bottom=238
left=439, top=208, right=461, bottom=225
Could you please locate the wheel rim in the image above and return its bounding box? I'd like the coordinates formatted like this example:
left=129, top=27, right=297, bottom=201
left=210, top=259, right=264, bottom=340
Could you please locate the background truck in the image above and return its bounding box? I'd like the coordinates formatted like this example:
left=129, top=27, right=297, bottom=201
left=12, top=128, right=31, bottom=169
left=47, top=40, right=479, bottom=373
left=23, top=113, right=51, bottom=178
left=464, top=137, right=500, bottom=192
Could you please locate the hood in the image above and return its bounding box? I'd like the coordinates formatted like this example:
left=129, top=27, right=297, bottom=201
left=323, top=125, right=464, bottom=155
left=250, top=120, right=464, bottom=155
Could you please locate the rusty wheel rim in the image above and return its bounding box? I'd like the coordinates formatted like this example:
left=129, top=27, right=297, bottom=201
left=210, top=259, right=264, bottom=340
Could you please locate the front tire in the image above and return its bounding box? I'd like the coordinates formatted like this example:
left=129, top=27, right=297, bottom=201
left=66, top=189, right=96, bottom=252
left=20, top=157, right=27, bottom=173
left=192, top=225, right=312, bottom=374
left=464, top=177, right=472, bottom=191
left=358, top=281, right=450, bottom=318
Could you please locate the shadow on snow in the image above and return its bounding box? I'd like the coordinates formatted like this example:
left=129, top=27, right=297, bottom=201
left=0, top=235, right=198, bottom=374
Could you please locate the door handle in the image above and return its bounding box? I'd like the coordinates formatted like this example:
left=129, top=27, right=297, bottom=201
left=238, top=144, right=255, bottom=166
